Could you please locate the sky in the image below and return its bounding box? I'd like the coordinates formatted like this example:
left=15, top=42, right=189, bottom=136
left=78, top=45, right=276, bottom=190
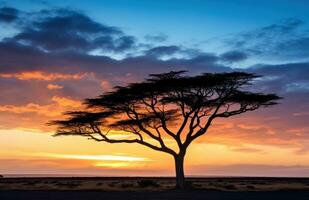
left=0, top=0, right=309, bottom=177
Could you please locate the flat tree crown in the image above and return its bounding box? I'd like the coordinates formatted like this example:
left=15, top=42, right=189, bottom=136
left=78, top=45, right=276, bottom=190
left=51, top=71, right=280, bottom=155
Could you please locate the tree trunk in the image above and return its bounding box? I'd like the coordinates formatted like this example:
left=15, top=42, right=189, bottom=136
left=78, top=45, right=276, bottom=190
left=174, top=154, right=185, bottom=189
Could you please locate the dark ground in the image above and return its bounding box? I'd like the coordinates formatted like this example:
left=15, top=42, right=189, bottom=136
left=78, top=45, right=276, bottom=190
left=1, top=189, right=309, bottom=200
left=0, top=177, right=309, bottom=200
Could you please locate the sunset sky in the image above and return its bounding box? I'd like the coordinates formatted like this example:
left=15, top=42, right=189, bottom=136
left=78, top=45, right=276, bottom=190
left=0, top=0, right=309, bottom=177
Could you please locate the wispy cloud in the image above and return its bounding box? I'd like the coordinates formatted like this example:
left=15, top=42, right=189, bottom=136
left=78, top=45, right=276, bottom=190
left=225, top=18, right=309, bottom=61
left=0, top=71, right=87, bottom=81
left=0, top=96, right=81, bottom=117
left=47, top=84, right=63, bottom=90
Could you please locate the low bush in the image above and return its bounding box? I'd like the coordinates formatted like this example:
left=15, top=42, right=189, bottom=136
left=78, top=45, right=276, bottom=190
left=246, top=185, right=255, bottom=190
left=120, top=183, right=133, bottom=188
left=223, top=184, right=237, bottom=190
left=137, top=180, right=159, bottom=188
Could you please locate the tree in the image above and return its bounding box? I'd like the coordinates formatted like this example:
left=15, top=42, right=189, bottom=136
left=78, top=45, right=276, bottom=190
left=50, top=71, right=280, bottom=189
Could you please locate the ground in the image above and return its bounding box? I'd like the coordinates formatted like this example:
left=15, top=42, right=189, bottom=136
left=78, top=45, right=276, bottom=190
left=0, top=177, right=309, bottom=199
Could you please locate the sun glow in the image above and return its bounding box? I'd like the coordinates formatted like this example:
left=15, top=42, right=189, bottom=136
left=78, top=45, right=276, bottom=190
left=45, top=153, right=151, bottom=162
left=94, top=162, right=136, bottom=168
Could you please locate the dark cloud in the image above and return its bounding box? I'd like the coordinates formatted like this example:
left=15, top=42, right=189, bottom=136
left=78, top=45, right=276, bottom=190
left=233, top=18, right=303, bottom=44
left=107, top=35, right=136, bottom=52
left=0, top=41, right=48, bottom=70
left=0, top=7, right=19, bottom=23
left=226, top=18, right=309, bottom=60
left=145, top=45, right=181, bottom=57
left=247, top=62, right=309, bottom=94
left=144, top=45, right=208, bottom=60
left=5, top=8, right=136, bottom=53
left=0, top=40, right=226, bottom=75
left=35, top=9, right=121, bottom=34
left=275, top=37, right=309, bottom=58
left=257, top=18, right=303, bottom=36
left=220, top=50, right=248, bottom=62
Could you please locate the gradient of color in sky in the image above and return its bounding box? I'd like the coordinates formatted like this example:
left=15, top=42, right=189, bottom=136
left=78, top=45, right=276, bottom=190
left=0, top=0, right=309, bottom=177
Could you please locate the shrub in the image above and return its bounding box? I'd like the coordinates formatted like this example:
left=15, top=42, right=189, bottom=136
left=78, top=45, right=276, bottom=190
left=184, top=181, right=194, bottom=189
left=137, top=180, right=159, bottom=188
left=223, top=184, right=237, bottom=190
left=96, top=182, right=103, bottom=186
left=55, top=182, right=80, bottom=188
left=246, top=185, right=255, bottom=190
left=121, top=183, right=133, bottom=188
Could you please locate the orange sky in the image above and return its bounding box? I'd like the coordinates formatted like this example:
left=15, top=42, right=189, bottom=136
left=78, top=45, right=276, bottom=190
left=1, top=93, right=309, bottom=177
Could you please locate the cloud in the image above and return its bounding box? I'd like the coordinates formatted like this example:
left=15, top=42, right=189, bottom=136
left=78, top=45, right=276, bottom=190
left=204, top=109, right=309, bottom=154
left=144, top=33, right=168, bottom=42
left=0, top=7, right=227, bottom=76
left=220, top=50, right=248, bottom=63
left=0, top=71, right=87, bottom=81
left=47, top=84, right=63, bottom=90
left=5, top=8, right=136, bottom=53
left=100, top=80, right=113, bottom=92
left=229, top=147, right=265, bottom=153
left=0, top=96, right=82, bottom=117
left=144, top=45, right=206, bottom=59
left=0, top=40, right=228, bottom=77
left=0, top=103, right=61, bottom=117
left=51, top=96, right=81, bottom=108
left=293, top=112, right=309, bottom=117
left=145, top=45, right=181, bottom=57
left=225, top=18, right=309, bottom=61
left=247, top=62, right=309, bottom=94
left=0, top=7, right=19, bottom=23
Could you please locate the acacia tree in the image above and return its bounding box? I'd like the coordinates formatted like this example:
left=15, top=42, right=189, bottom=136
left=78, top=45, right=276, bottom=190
left=51, top=71, right=280, bottom=189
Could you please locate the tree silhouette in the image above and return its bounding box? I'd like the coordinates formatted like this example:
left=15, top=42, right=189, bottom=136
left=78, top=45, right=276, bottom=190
left=50, top=71, right=280, bottom=189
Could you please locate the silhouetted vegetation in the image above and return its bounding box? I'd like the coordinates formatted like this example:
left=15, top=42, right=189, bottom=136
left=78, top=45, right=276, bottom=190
left=96, top=182, right=103, bottom=186
left=137, top=180, right=160, bottom=188
left=51, top=71, right=281, bottom=189
left=247, top=185, right=256, bottom=190
left=223, top=184, right=237, bottom=190
left=1, top=177, right=309, bottom=192
left=55, top=181, right=81, bottom=188
left=121, top=183, right=133, bottom=188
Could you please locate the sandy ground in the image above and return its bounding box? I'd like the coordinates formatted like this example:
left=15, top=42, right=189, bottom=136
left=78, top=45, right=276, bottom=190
left=0, top=177, right=309, bottom=200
